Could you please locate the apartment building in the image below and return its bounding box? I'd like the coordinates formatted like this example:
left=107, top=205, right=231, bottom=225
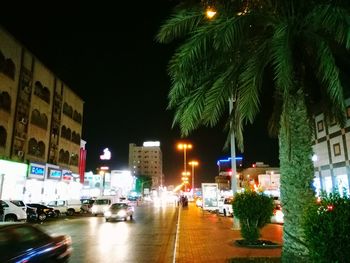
left=128, top=142, right=163, bottom=189
left=0, top=26, right=84, bottom=202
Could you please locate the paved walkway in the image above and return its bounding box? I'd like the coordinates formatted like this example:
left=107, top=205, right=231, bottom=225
left=175, top=202, right=283, bottom=263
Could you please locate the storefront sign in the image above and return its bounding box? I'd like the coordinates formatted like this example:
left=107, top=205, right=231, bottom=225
left=62, top=170, right=72, bottom=181
left=28, top=163, right=45, bottom=180
left=47, top=168, right=62, bottom=180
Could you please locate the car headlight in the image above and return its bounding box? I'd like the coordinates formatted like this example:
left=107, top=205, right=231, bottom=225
left=117, top=210, right=126, bottom=217
left=104, top=211, right=112, bottom=217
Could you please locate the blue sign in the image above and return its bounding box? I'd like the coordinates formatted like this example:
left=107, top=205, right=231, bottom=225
left=48, top=169, right=62, bottom=179
left=30, top=166, right=45, bottom=176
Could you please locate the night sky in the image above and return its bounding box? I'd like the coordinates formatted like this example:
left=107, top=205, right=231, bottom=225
left=1, top=1, right=279, bottom=187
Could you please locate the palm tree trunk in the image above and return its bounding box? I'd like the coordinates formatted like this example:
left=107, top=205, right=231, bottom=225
left=279, top=90, right=315, bottom=263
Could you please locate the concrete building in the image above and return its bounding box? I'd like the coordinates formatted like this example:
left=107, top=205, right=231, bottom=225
left=312, top=97, right=350, bottom=195
left=0, top=26, right=84, bottom=202
left=128, top=142, right=163, bottom=189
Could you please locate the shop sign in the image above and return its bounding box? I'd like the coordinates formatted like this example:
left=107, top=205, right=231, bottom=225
left=47, top=168, right=62, bottom=180
left=28, top=163, right=45, bottom=180
left=62, top=170, right=72, bottom=181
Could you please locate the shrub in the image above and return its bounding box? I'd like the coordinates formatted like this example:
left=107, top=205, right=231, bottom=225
left=303, top=191, right=350, bottom=263
left=232, top=189, right=274, bottom=242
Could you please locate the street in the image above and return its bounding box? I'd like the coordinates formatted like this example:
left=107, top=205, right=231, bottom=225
left=36, top=201, right=178, bottom=263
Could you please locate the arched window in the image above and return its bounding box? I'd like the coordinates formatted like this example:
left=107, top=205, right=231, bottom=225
left=59, top=149, right=65, bottom=163
left=37, top=141, right=45, bottom=157
left=64, top=150, right=70, bottom=164
left=66, top=128, right=71, bottom=140
left=0, top=126, right=6, bottom=147
left=61, top=126, right=67, bottom=139
left=34, top=81, right=43, bottom=96
left=63, top=102, right=73, bottom=118
left=30, top=109, right=41, bottom=127
left=4, top=59, right=15, bottom=79
left=42, top=86, right=50, bottom=103
left=1, top=92, right=11, bottom=112
left=28, top=138, right=38, bottom=155
left=0, top=50, right=5, bottom=71
left=70, top=153, right=78, bottom=166
left=41, top=113, right=48, bottom=130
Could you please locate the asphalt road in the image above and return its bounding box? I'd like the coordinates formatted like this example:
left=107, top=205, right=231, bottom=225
left=37, top=201, right=179, bottom=263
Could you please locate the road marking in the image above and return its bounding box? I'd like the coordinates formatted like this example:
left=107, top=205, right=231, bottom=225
left=173, top=205, right=181, bottom=263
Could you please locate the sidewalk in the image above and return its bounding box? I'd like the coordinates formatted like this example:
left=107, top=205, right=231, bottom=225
left=175, top=202, right=283, bottom=263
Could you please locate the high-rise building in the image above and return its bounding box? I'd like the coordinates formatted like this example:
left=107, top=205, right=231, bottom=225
left=0, top=26, right=84, bottom=201
left=128, top=142, right=163, bottom=189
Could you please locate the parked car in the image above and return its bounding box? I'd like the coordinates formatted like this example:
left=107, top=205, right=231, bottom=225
left=271, top=204, right=284, bottom=224
left=0, top=200, right=27, bottom=222
left=0, top=222, right=72, bottom=262
left=80, top=198, right=95, bottom=213
left=104, top=202, right=134, bottom=222
left=26, top=203, right=56, bottom=221
left=46, top=199, right=82, bottom=216
left=218, top=197, right=234, bottom=217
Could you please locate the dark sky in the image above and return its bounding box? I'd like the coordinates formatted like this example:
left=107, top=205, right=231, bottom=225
left=1, top=1, right=278, bottom=187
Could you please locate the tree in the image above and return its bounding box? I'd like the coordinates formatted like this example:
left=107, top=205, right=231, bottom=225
left=157, top=1, right=349, bottom=261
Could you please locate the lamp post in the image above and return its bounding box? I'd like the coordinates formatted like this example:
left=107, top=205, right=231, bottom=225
left=177, top=143, right=192, bottom=175
left=181, top=171, right=190, bottom=192
left=188, top=161, right=198, bottom=193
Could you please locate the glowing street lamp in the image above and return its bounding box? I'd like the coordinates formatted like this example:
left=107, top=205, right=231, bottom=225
left=205, top=7, right=217, bottom=19
left=188, top=161, right=198, bottom=193
left=177, top=143, right=192, bottom=174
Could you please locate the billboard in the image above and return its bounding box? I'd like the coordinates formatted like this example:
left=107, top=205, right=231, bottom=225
left=201, top=183, right=219, bottom=210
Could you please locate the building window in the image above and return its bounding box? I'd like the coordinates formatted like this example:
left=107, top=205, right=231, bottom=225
left=0, top=126, right=6, bottom=147
left=0, top=91, right=11, bottom=112
left=317, top=120, right=324, bottom=132
left=333, top=143, right=341, bottom=156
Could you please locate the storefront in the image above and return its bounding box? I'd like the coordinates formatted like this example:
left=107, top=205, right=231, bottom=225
left=24, top=162, right=46, bottom=203
left=0, top=159, right=28, bottom=200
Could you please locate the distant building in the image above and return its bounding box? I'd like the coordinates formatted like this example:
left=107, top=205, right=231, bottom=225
left=215, top=157, right=243, bottom=191
left=312, top=97, right=350, bottom=195
left=128, top=142, right=163, bottom=189
left=0, top=26, right=84, bottom=202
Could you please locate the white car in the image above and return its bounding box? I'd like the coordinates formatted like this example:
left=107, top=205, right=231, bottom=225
left=0, top=200, right=27, bottom=221
left=104, top=202, right=134, bottom=222
left=218, top=197, right=234, bottom=217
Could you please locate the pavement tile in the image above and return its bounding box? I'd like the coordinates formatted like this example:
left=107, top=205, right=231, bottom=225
left=176, top=203, right=282, bottom=263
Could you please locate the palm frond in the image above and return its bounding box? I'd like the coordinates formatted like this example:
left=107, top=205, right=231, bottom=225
left=270, top=21, right=294, bottom=95
left=155, top=7, right=204, bottom=44
left=305, top=4, right=350, bottom=49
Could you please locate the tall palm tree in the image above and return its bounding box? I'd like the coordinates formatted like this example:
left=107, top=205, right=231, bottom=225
left=157, top=0, right=349, bottom=261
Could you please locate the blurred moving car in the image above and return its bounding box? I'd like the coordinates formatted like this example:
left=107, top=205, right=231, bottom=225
left=0, top=222, right=72, bottom=262
left=26, top=203, right=56, bottom=221
left=0, top=200, right=27, bottom=222
left=104, top=202, right=134, bottom=222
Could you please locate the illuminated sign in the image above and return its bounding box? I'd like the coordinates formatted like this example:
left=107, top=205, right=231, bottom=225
left=62, top=170, right=72, bottom=181
left=143, top=141, right=160, bottom=147
left=28, top=163, right=45, bottom=180
left=48, top=168, right=62, bottom=180
left=100, top=148, right=111, bottom=160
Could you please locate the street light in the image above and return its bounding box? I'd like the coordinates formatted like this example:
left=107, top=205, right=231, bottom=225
left=181, top=171, right=190, bottom=192
left=177, top=143, right=192, bottom=174
left=188, top=161, right=198, bottom=194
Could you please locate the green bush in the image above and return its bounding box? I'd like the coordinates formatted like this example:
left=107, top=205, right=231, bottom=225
left=303, top=191, right=350, bottom=263
left=232, top=189, right=274, bottom=242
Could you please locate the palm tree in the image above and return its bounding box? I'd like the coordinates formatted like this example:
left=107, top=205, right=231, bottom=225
left=157, top=0, right=349, bottom=261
